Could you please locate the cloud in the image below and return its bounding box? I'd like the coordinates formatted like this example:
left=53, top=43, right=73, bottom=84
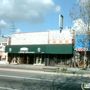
left=65, top=26, right=69, bottom=29
left=0, top=0, right=60, bottom=24
left=15, top=29, right=21, bottom=33
left=0, top=19, right=8, bottom=28
left=78, top=0, right=90, bottom=6
left=55, top=6, right=60, bottom=12
left=72, top=19, right=86, bottom=34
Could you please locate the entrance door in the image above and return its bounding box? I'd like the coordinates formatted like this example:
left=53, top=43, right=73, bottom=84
left=29, top=54, right=34, bottom=64
left=0, top=56, right=1, bottom=60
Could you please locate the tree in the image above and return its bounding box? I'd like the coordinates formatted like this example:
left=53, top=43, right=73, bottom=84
left=70, top=0, right=90, bottom=69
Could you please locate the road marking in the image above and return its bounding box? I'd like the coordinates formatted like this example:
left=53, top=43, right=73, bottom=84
left=0, top=74, right=53, bottom=82
left=0, top=86, right=19, bottom=90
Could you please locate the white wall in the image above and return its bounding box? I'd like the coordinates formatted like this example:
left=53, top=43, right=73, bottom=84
left=49, top=29, right=73, bottom=44
left=11, top=29, right=74, bottom=45
left=11, top=31, right=49, bottom=45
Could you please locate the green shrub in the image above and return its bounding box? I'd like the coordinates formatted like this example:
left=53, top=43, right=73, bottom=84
left=61, top=68, right=67, bottom=72
left=82, top=65, right=87, bottom=70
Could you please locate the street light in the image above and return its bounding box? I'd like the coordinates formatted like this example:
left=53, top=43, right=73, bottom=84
left=59, top=14, right=63, bottom=33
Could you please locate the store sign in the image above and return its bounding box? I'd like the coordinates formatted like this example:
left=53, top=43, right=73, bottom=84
left=37, top=47, right=41, bottom=52
left=76, top=48, right=88, bottom=51
left=19, top=47, right=29, bottom=53
left=76, top=48, right=84, bottom=51
left=9, top=48, right=12, bottom=52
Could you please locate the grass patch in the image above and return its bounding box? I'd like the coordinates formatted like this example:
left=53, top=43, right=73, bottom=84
left=61, top=68, right=67, bottom=72
left=43, top=68, right=59, bottom=72
left=82, top=66, right=87, bottom=70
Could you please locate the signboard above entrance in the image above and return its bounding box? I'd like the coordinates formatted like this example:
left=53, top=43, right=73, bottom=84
left=19, top=47, right=29, bottom=53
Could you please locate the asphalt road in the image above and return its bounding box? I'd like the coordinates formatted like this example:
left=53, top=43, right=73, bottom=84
left=0, top=68, right=90, bottom=90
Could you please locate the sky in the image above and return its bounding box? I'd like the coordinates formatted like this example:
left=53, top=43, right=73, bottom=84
left=0, top=0, right=77, bottom=35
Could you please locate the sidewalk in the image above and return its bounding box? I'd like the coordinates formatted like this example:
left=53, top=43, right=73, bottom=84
left=0, top=64, right=90, bottom=76
left=0, top=60, right=6, bottom=64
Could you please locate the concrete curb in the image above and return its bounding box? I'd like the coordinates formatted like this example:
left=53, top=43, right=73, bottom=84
left=0, top=64, right=90, bottom=77
left=0, top=67, right=90, bottom=77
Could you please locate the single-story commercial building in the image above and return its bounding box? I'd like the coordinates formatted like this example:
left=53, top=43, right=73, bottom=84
left=5, top=44, right=73, bottom=66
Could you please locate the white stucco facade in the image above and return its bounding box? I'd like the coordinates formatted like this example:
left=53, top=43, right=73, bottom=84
left=11, top=29, right=74, bottom=45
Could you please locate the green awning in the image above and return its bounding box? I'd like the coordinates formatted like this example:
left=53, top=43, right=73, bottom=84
left=46, top=44, right=73, bottom=54
left=5, top=45, right=46, bottom=53
left=5, top=44, right=73, bottom=54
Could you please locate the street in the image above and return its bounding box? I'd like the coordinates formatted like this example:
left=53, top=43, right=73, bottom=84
left=0, top=68, right=90, bottom=90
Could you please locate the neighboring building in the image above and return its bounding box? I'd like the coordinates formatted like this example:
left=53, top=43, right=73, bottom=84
left=74, top=34, right=90, bottom=62
left=5, top=29, right=74, bottom=66
left=0, top=36, right=11, bottom=63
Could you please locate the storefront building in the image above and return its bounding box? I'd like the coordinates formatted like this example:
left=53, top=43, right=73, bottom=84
left=5, top=29, right=74, bottom=66
left=5, top=44, right=73, bottom=66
